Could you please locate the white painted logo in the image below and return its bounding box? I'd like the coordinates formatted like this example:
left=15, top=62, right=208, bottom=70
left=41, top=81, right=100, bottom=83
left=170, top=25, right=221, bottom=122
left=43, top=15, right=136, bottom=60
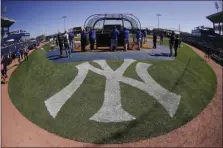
left=44, top=59, right=181, bottom=123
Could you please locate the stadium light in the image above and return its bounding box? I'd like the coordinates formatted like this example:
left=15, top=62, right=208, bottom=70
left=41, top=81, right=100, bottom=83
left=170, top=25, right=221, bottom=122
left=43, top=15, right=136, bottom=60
left=62, top=16, right=67, bottom=32
left=215, top=1, right=219, bottom=12
left=1, top=6, right=7, bottom=16
left=156, top=14, right=161, bottom=30
left=3, top=6, right=7, bottom=13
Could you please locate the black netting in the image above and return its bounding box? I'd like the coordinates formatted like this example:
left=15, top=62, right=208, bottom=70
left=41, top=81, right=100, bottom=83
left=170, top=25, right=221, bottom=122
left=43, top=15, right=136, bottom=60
left=84, top=14, right=141, bottom=30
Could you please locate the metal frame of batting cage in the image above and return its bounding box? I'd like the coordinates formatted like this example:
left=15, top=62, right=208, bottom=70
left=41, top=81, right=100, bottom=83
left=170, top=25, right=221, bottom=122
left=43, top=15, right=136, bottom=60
left=84, top=13, right=141, bottom=31
left=84, top=13, right=142, bottom=49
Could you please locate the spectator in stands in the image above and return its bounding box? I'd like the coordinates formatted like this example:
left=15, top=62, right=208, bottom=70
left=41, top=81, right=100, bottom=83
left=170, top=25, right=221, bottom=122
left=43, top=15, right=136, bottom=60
left=136, top=29, right=142, bottom=50
left=2, top=55, right=8, bottom=79
left=169, top=32, right=175, bottom=57
left=160, top=32, right=164, bottom=45
left=110, top=26, right=120, bottom=51
left=20, top=46, right=25, bottom=60
left=63, top=31, right=70, bottom=57
left=1, top=57, right=6, bottom=84
left=143, top=30, right=147, bottom=43
left=11, top=52, right=16, bottom=62
left=15, top=46, right=21, bottom=64
left=69, top=31, right=75, bottom=51
left=7, top=53, right=12, bottom=65
left=174, top=35, right=179, bottom=57
left=81, top=29, right=88, bottom=52
left=24, top=44, right=29, bottom=61
left=89, top=28, right=96, bottom=51
left=8, top=50, right=13, bottom=62
left=123, top=27, right=129, bottom=51
left=153, top=32, right=157, bottom=49
left=57, top=32, right=64, bottom=56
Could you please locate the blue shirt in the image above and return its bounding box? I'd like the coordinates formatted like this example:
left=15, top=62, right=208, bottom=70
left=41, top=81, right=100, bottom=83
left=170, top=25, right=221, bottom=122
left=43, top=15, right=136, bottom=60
left=81, top=31, right=88, bottom=39
left=69, top=32, right=74, bottom=41
left=124, top=29, right=130, bottom=40
left=136, top=30, right=142, bottom=39
left=111, top=29, right=119, bottom=40
left=89, top=30, right=96, bottom=40
left=160, top=34, right=163, bottom=38
left=16, top=48, right=20, bottom=56
left=143, top=31, right=147, bottom=37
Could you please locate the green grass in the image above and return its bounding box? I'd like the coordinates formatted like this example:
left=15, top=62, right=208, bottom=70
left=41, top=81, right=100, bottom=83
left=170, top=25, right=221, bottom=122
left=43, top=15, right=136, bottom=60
left=74, top=36, right=81, bottom=41
left=8, top=41, right=217, bottom=144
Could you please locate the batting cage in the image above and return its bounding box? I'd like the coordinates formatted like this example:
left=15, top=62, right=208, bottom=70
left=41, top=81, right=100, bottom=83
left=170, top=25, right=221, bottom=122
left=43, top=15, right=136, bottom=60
left=84, top=13, right=141, bottom=48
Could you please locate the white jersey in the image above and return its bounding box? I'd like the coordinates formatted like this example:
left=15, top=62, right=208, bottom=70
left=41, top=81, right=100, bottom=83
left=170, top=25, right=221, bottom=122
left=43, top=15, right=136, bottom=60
left=63, top=33, right=69, bottom=44
left=24, top=46, right=28, bottom=53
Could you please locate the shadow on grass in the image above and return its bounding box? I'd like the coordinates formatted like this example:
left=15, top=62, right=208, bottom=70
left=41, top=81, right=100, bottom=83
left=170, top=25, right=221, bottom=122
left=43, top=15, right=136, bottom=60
left=48, top=55, right=69, bottom=61
left=169, top=57, right=191, bottom=92
left=93, top=117, right=142, bottom=144
left=47, top=55, right=60, bottom=58
left=93, top=58, right=193, bottom=144
left=94, top=102, right=176, bottom=144
left=148, top=53, right=170, bottom=57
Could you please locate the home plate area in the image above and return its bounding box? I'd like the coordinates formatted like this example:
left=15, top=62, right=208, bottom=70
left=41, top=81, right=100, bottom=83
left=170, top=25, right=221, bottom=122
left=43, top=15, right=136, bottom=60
left=46, top=41, right=174, bottom=63
left=8, top=42, right=216, bottom=144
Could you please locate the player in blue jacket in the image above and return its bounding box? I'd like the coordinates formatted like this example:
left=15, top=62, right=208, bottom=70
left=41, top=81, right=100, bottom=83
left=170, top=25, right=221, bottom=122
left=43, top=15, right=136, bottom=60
left=123, top=27, right=129, bottom=51
left=15, top=46, right=21, bottom=64
left=110, top=26, right=119, bottom=51
left=89, top=28, right=96, bottom=51
left=69, top=31, right=75, bottom=50
left=136, top=29, right=142, bottom=50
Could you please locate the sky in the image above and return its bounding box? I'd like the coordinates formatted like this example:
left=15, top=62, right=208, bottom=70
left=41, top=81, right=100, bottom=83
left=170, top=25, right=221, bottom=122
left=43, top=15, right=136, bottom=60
left=1, top=1, right=221, bottom=38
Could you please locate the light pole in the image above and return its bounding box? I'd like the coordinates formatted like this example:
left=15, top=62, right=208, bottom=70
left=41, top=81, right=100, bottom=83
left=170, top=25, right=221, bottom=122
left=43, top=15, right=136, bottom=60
left=2, top=6, right=7, bottom=15
left=215, top=2, right=219, bottom=12
left=156, top=14, right=161, bottom=30
left=62, top=16, right=67, bottom=32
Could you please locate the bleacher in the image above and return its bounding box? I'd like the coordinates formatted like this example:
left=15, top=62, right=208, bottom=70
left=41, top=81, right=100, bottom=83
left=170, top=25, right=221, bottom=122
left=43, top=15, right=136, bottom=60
left=1, top=14, right=41, bottom=68
left=1, top=39, right=38, bottom=56
left=181, top=35, right=223, bottom=65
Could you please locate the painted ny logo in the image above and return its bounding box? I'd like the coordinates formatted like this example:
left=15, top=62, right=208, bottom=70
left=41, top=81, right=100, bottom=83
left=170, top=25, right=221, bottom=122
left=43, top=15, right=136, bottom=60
left=45, top=59, right=181, bottom=123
